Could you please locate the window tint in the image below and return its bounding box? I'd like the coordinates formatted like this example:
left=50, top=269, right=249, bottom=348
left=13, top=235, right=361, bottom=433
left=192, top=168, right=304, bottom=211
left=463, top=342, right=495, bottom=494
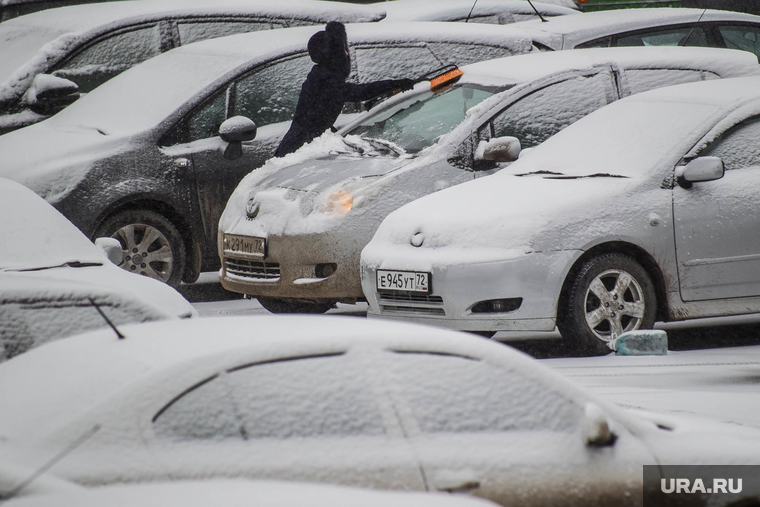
left=234, top=54, right=312, bottom=127
left=717, top=25, right=760, bottom=58
left=427, top=42, right=520, bottom=67
left=177, top=20, right=280, bottom=45
left=388, top=353, right=581, bottom=433
left=153, top=355, right=386, bottom=441
left=53, top=25, right=161, bottom=93
left=700, top=116, right=760, bottom=171
left=576, top=36, right=611, bottom=49
left=354, top=45, right=443, bottom=81
left=615, top=26, right=708, bottom=47
left=490, top=71, right=614, bottom=148
left=623, top=69, right=717, bottom=96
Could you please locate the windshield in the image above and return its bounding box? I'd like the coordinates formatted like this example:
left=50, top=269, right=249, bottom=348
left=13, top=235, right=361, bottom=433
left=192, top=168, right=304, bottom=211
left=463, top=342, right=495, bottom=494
left=0, top=24, right=69, bottom=85
left=346, top=83, right=501, bottom=154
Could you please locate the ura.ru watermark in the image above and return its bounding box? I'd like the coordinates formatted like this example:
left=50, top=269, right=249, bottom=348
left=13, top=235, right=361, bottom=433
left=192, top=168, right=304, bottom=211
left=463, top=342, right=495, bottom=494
left=660, top=478, right=742, bottom=494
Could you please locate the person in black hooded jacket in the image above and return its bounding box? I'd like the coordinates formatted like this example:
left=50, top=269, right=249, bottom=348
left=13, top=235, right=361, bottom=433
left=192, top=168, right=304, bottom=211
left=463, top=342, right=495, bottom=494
left=274, top=21, right=415, bottom=157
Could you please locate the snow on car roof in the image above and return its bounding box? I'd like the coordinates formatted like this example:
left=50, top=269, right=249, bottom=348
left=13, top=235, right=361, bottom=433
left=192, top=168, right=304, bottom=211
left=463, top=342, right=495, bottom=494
left=380, top=0, right=578, bottom=22
left=0, top=178, right=105, bottom=271
left=4, top=479, right=500, bottom=507
left=40, top=21, right=533, bottom=136
left=460, top=46, right=760, bottom=86
left=0, top=315, right=596, bottom=440
left=0, top=0, right=385, bottom=88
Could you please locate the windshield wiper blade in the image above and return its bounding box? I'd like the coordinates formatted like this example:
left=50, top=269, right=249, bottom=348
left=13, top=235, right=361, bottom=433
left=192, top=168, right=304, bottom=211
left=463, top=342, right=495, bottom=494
left=12, top=261, right=103, bottom=272
left=544, top=173, right=628, bottom=180
left=365, top=138, right=404, bottom=157
left=515, top=170, right=565, bottom=177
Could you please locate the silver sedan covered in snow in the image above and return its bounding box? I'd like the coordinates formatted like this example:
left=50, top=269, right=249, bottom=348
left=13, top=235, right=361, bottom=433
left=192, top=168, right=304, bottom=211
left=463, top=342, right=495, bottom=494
left=3, top=315, right=760, bottom=506
left=361, top=75, right=760, bottom=355
left=219, top=47, right=759, bottom=314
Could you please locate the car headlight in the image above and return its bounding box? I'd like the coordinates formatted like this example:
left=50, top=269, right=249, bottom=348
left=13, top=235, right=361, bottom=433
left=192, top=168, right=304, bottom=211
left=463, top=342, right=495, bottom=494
left=317, top=189, right=353, bottom=216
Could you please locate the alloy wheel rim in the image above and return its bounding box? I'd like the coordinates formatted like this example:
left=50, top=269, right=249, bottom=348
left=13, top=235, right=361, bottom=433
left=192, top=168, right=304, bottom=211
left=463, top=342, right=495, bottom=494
left=583, top=268, right=646, bottom=342
left=113, top=224, right=173, bottom=282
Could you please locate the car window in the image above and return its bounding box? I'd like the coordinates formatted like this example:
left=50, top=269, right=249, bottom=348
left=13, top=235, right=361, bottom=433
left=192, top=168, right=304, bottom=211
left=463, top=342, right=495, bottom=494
left=387, top=352, right=582, bottom=434
left=153, top=354, right=386, bottom=441
left=622, top=69, right=718, bottom=96
left=717, top=25, right=760, bottom=58
left=427, top=42, right=522, bottom=67
left=489, top=71, right=615, bottom=149
left=53, top=25, right=162, bottom=93
left=614, top=26, right=708, bottom=47
left=353, top=44, right=444, bottom=81
left=177, top=19, right=283, bottom=45
left=233, top=53, right=313, bottom=127
left=699, top=116, right=760, bottom=171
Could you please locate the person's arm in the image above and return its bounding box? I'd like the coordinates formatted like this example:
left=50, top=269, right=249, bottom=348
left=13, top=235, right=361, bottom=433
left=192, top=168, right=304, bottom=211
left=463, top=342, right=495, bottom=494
left=342, top=78, right=415, bottom=102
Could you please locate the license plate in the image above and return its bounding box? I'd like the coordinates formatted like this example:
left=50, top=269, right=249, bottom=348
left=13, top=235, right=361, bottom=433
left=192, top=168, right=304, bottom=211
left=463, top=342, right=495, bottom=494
left=377, top=270, right=429, bottom=293
left=223, top=234, right=266, bottom=258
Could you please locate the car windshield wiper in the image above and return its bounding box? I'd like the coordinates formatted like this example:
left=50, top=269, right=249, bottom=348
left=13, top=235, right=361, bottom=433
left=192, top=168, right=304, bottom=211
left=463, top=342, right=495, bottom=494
left=515, top=170, right=565, bottom=177
left=9, top=261, right=104, bottom=272
left=364, top=138, right=404, bottom=157
left=544, top=173, right=628, bottom=180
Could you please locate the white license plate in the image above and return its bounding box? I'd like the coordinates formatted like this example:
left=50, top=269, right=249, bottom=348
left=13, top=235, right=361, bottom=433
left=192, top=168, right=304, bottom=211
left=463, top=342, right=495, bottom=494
left=377, top=270, right=429, bottom=293
left=223, top=234, right=266, bottom=258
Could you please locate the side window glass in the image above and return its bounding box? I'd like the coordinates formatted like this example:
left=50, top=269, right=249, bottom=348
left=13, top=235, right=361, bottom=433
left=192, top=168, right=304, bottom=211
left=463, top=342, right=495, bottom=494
left=177, top=20, right=277, bottom=45
left=427, top=42, right=521, bottom=67
left=53, top=25, right=161, bottom=93
left=153, top=375, right=242, bottom=441
left=160, top=87, right=227, bottom=146
left=233, top=54, right=312, bottom=127
left=700, top=116, right=760, bottom=171
left=388, top=353, right=582, bottom=433
left=576, top=36, right=611, bottom=49
left=615, top=26, right=708, bottom=47
left=353, top=45, right=443, bottom=82
left=491, top=72, right=614, bottom=149
left=717, top=25, right=760, bottom=58
left=623, top=69, right=710, bottom=96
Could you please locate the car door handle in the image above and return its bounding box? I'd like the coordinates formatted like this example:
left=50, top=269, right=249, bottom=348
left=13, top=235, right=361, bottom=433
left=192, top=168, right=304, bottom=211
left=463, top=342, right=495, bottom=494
left=432, top=470, right=481, bottom=493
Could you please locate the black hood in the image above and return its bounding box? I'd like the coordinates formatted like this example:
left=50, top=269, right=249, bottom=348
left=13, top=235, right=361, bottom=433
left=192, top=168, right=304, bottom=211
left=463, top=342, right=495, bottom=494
left=307, top=21, right=351, bottom=79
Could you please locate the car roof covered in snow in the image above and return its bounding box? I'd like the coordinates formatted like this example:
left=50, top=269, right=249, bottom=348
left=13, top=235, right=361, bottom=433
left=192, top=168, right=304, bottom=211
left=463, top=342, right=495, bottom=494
left=39, top=22, right=533, bottom=135
left=380, top=0, right=578, bottom=22
left=513, top=8, right=760, bottom=49
left=0, top=315, right=603, bottom=440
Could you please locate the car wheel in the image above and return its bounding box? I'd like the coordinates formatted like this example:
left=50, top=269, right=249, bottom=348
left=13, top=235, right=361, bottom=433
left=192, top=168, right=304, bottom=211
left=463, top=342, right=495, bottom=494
left=558, top=253, right=656, bottom=356
left=95, top=209, right=185, bottom=287
left=257, top=297, right=334, bottom=314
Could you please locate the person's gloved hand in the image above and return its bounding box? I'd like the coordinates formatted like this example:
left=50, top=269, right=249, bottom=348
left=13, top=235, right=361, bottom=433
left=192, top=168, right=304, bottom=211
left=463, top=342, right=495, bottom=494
left=397, top=78, right=415, bottom=92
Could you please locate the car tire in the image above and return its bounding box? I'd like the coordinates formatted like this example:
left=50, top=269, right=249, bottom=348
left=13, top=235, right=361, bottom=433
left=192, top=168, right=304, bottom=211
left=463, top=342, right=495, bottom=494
left=257, top=297, right=334, bottom=314
left=94, top=209, right=186, bottom=288
left=558, top=253, right=656, bottom=356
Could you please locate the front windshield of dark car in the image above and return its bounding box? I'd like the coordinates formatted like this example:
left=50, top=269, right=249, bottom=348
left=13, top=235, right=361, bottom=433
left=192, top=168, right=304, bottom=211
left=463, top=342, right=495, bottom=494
left=346, top=83, right=502, bottom=154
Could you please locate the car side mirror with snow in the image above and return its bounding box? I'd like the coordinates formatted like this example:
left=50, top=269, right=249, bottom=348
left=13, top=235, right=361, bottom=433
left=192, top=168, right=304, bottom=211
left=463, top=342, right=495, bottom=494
left=95, top=237, right=123, bottom=265
left=27, top=74, right=80, bottom=116
left=220, top=116, right=257, bottom=161
left=475, top=136, right=521, bottom=165
left=676, top=156, right=724, bottom=189
left=583, top=403, right=617, bottom=447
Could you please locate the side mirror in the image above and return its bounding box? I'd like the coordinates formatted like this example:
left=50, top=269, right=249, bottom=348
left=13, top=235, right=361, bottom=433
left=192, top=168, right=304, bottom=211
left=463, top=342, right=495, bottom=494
left=220, top=116, right=257, bottom=161
left=583, top=403, right=616, bottom=447
left=676, top=156, right=724, bottom=188
left=26, top=74, right=80, bottom=116
left=95, top=237, right=123, bottom=265
left=475, top=136, right=521, bottom=164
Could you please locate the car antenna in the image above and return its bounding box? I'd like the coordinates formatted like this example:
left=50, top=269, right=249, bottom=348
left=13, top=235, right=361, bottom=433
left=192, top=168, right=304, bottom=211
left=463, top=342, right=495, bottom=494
left=0, top=425, right=101, bottom=503
left=679, top=8, right=707, bottom=46
left=464, top=0, right=478, bottom=23
left=527, top=0, right=547, bottom=22
left=88, top=297, right=125, bottom=339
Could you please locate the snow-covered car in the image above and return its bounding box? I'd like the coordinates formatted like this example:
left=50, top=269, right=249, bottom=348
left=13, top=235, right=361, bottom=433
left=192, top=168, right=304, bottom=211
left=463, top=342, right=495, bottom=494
left=360, top=75, right=760, bottom=355
left=0, top=0, right=386, bottom=134
left=3, top=315, right=760, bottom=506
left=0, top=22, right=533, bottom=288
left=1, top=480, right=500, bottom=507
left=379, top=0, right=578, bottom=24
left=218, top=46, right=759, bottom=314
left=0, top=178, right=196, bottom=362
left=512, top=7, right=760, bottom=54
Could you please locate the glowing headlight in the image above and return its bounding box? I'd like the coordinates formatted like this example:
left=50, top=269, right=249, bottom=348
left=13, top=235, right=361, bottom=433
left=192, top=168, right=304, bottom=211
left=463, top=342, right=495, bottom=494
left=318, top=189, right=353, bottom=216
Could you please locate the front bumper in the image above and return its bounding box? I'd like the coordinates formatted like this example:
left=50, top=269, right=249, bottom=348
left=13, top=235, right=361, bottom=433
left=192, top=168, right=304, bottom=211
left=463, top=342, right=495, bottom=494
left=361, top=246, right=580, bottom=332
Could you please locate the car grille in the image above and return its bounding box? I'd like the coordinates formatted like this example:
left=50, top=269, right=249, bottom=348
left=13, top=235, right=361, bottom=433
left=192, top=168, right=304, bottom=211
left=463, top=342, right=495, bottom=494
left=225, top=258, right=280, bottom=280
left=378, top=291, right=445, bottom=316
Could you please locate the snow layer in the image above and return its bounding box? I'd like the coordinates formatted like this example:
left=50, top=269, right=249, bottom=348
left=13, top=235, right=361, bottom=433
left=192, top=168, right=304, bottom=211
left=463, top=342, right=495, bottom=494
left=380, top=0, right=578, bottom=23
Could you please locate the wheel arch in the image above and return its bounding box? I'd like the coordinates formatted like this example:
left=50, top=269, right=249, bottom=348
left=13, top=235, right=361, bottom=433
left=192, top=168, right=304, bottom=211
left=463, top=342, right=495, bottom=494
left=92, top=198, right=201, bottom=283
left=557, top=241, right=669, bottom=323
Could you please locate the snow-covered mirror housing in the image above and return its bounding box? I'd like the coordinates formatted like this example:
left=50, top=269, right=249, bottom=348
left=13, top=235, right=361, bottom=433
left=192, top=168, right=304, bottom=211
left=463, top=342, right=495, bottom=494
left=94, top=237, right=123, bottom=265
left=475, top=136, right=521, bottom=163
left=583, top=402, right=616, bottom=447
left=677, top=156, right=725, bottom=187
left=220, top=116, right=257, bottom=161
left=25, top=74, right=79, bottom=115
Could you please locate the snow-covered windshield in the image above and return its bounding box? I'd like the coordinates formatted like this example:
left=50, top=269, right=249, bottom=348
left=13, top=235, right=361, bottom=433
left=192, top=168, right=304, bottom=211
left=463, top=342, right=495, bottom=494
left=0, top=24, right=68, bottom=84
left=346, top=83, right=502, bottom=154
